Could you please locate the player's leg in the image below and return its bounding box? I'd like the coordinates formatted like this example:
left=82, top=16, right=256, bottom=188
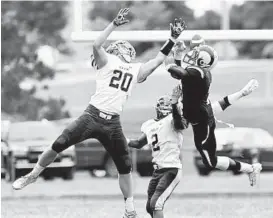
left=12, top=112, right=96, bottom=190
left=146, top=171, right=161, bottom=218
left=193, top=120, right=262, bottom=186
left=96, top=118, right=137, bottom=217
left=150, top=168, right=181, bottom=218
left=212, top=79, right=259, bottom=115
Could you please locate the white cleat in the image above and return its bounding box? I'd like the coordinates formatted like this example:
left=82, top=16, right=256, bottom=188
left=248, top=163, right=262, bottom=187
left=241, top=79, right=259, bottom=97
left=123, top=210, right=138, bottom=218
left=12, top=174, right=38, bottom=190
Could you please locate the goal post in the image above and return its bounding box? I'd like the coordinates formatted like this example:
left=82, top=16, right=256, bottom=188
left=71, top=29, right=273, bottom=42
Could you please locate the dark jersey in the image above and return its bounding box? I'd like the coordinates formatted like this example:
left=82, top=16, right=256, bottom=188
left=181, top=66, right=212, bottom=123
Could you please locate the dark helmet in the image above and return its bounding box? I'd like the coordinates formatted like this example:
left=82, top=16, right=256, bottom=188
left=155, top=95, right=172, bottom=119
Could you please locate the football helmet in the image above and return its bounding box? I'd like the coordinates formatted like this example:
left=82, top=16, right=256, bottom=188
left=106, top=40, right=136, bottom=63
left=155, top=95, right=172, bottom=119
left=183, top=45, right=218, bottom=71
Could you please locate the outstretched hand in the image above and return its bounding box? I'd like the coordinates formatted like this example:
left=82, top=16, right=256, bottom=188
left=113, top=8, right=130, bottom=26
left=173, top=40, right=186, bottom=59
left=171, top=84, right=182, bottom=104
left=170, top=18, right=187, bottom=40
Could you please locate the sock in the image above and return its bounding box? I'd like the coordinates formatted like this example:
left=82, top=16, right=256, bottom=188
left=218, top=96, right=231, bottom=111
left=30, top=164, right=45, bottom=177
left=124, top=197, right=135, bottom=212
left=239, top=162, right=254, bottom=173
left=227, top=160, right=241, bottom=171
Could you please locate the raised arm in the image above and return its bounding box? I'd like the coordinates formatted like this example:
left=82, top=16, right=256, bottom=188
left=92, top=8, right=130, bottom=69
left=212, top=79, right=259, bottom=114
left=171, top=85, right=188, bottom=130
left=137, top=18, right=186, bottom=83
left=127, top=134, right=148, bottom=149
left=173, top=40, right=186, bottom=67
left=166, top=64, right=189, bottom=80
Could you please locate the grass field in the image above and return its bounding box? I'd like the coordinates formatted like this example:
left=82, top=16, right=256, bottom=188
left=2, top=172, right=273, bottom=218
left=2, top=196, right=273, bottom=218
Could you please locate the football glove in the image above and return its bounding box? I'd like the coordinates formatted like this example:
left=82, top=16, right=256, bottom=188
left=173, top=40, right=186, bottom=60
left=170, top=18, right=187, bottom=39
left=113, top=8, right=130, bottom=26
left=171, top=84, right=182, bottom=104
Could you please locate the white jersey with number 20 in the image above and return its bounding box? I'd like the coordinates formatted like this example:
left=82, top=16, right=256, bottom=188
left=90, top=53, right=142, bottom=114
left=141, top=114, right=183, bottom=169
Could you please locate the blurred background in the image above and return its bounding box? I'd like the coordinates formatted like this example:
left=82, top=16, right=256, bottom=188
left=1, top=1, right=273, bottom=217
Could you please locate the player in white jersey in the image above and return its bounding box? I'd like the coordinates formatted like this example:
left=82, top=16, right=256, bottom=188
left=128, top=79, right=258, bottom=218
left=12, top=8, right=186, bottom=218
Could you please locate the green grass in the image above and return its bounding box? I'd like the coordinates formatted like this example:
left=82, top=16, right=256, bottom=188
left=2, top=196, right=273, bottom=218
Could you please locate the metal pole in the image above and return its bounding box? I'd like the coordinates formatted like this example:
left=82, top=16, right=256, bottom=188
left=73, top=0, right=83, bottom=32
left=221, top=0, right=230, bottom=60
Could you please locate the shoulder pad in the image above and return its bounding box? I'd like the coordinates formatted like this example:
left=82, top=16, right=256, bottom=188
left=141, top=119, right=155, bottom=133
left=187, top=66, right=205, bottom=78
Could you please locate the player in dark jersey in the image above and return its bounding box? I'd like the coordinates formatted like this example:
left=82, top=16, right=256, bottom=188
left=166, top=44, right=262, bottom=186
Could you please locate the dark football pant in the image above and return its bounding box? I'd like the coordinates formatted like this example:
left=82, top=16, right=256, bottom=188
left=51, top=104, right=131, bottom=174
left=192, top=120, right=218, bottom=170
left=190, top=103, right=218, bottom=170
left=146, top=168, right=181, bottom=217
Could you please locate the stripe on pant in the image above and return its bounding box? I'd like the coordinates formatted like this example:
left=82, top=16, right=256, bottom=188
left=154, top=169, right=182, bottom=210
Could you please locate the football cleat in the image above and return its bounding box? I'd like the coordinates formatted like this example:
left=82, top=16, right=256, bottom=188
left=248, top=163, right=262, bottom=187
left=241, top=79, right=259, bottom=97
left=12, top=174, right=38, bottom=190
left=123, top=210, right=138, bottom=218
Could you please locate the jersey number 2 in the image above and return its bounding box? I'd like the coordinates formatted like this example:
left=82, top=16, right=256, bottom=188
left=152, top=134, right=160, bottom=151
left=109, top=70, right=133, bottom=92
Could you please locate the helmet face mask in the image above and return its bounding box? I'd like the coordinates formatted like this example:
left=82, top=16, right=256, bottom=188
left=155, top=95, right=172, bottom=119
left=106, top=40, right=136, bottom=63
left=183, top=45, right=218, bottom=71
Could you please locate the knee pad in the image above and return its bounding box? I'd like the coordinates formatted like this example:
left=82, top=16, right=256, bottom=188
left=115, top=154, right=132, bottom=174
left=51, top=131, right=70, bottom=153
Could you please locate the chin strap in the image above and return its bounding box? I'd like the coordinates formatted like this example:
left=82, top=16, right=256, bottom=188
left=215, top=117, right=235, bottom=128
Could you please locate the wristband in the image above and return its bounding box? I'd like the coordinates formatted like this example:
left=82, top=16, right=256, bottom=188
left=175, top=59, right=181, bottom=67
left=160, top=39, right=175, bottom=56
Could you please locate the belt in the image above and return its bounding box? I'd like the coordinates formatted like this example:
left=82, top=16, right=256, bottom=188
left=99, top=111, right=113, bottom=120
left=86, top=104, right=119, bottom=120
left=153, top=164, right=163, bottom=170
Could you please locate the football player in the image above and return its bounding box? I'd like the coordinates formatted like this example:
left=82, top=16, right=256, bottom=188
left=12, top=9, right=186, bottom=218
left=127, top=78, right=258, bottom=218
left=166, top=44, right=262, bottom=188
left=164, top=34, right=205, bottom=69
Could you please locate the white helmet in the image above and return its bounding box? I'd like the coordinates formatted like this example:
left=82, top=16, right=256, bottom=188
left=183, top=45, right=218, bottom=71
left=106, top=40, right=136, bottom=63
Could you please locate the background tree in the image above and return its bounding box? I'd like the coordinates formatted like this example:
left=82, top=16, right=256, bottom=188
left=88, top=1, right=273, bottom=59
left=1, top=1, right=71, bottom=121
left=88, top=1, right=194, bottom=57
left=230, top=1, right=273, bottom=58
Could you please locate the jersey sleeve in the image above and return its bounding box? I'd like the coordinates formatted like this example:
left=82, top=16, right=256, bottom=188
left=141, top=119, right=153, bottom=134
left=130, top=62, right=143, bottom=83
left=141, top=121, right=148, bottom=134
left=186, top=66, right=205, bottom=78
left=92, top=53, right=120, bottom=78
